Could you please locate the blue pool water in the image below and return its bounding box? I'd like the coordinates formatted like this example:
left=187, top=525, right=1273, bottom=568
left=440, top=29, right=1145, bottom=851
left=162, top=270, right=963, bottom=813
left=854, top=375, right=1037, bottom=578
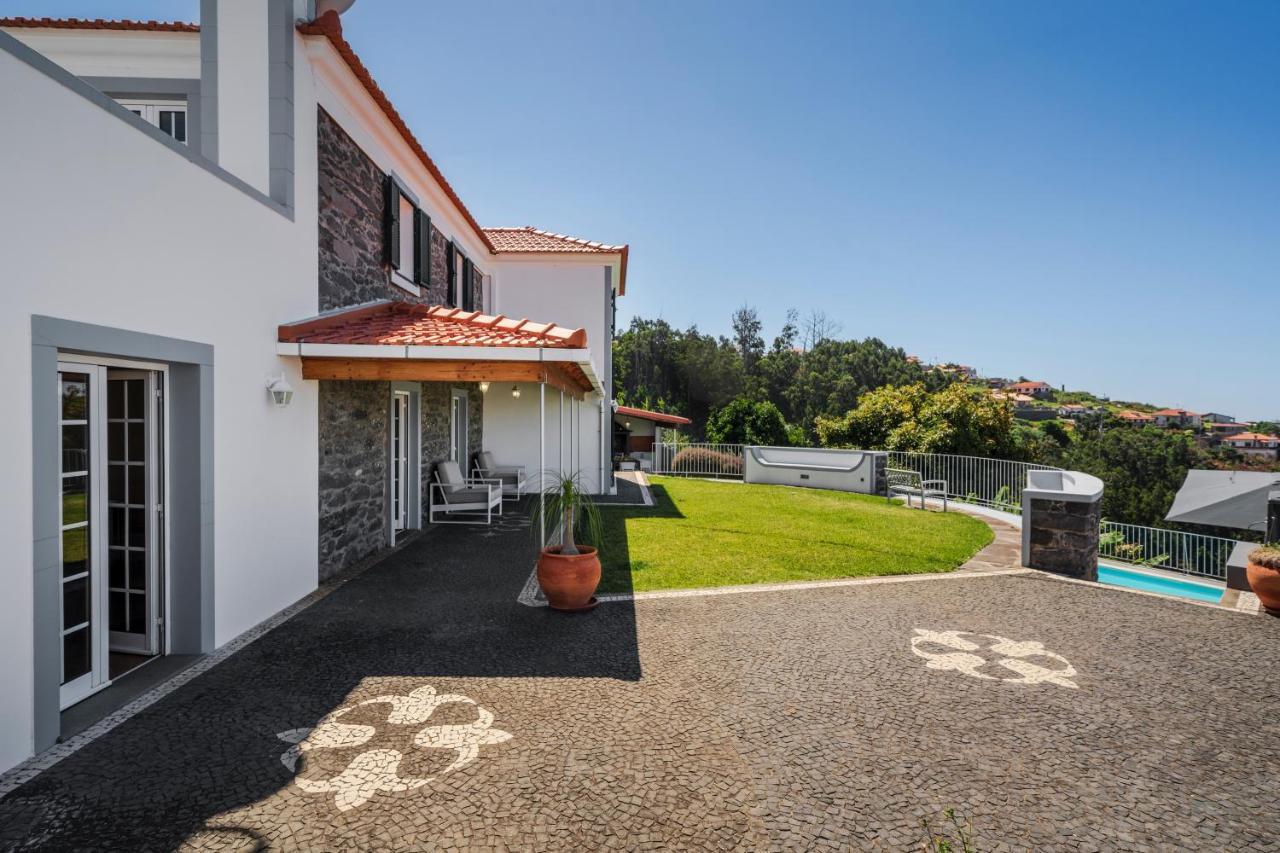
left=1098, top=564, right=1224, bottom=604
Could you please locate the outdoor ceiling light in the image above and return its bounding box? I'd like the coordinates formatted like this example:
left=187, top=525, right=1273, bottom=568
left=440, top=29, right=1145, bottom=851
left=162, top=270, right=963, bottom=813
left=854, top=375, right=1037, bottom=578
left=479, top=381, right=490, bottom=393
left=266, top=374, right=294, bottom=408
left=511, top=385, right=521, bottom=399
left=624, top=421, right=631, bottom=429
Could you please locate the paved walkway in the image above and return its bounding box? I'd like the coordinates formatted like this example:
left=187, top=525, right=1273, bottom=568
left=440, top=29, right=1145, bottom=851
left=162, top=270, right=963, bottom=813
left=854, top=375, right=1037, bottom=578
left=3, top=504, right=1280, bottom=851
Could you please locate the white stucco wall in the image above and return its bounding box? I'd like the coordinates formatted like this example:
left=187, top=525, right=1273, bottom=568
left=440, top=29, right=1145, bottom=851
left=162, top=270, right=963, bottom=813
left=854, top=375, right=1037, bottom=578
left=482, top=385, right=610, bottom=496
left=0, top=28, right=200, bottom=78
left=216, top=3, right=271, bottom=194
left=0, top=34, right=319, bottom=773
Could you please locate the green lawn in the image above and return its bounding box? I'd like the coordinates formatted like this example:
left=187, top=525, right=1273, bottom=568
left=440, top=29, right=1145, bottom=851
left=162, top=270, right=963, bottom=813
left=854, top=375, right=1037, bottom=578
left=596, top=476, right=993, bottom=593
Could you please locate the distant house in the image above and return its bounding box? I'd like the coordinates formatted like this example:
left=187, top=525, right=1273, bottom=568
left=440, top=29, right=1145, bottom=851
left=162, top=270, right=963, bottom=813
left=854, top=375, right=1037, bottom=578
left=1206, top=422, right=1250, bottom=439
left=1151, top=408, right=1202, bottom=428
left=1223, top=432, right=1280, bottom=459
left=935, top=363, right=977, bottom=379
left=1201, top=412, right=1236, bottom=424
left=1057, top=403, right=1103, bottom=419
left=985, top=377, right=1010, bottom=389
left=613, top=405, right=691, bottom=469
left=1004, top=380, right=1053, bottom=400
left=991, top=391, right=1036, bottom=407
left=1116, top=410, right=1156, bottom=426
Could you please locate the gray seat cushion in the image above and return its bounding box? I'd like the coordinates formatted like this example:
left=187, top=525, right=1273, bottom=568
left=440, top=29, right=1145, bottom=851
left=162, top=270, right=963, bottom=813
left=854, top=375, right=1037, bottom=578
left=442, top=487, right=492, bottom=506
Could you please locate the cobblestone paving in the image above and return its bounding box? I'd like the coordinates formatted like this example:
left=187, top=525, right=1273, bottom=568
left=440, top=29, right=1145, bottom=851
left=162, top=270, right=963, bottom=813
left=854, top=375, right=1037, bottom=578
left=3, top=506, right=1280, bottom=851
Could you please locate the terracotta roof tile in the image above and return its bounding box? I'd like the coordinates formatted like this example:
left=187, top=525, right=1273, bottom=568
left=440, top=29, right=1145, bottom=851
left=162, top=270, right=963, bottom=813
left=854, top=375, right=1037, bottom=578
left=279, top=301, right=587, bottom=349
left=0, top=17, right=198, bottom=32
left=614, top=405, right=691, bottom=426
left=483, top=227, right=626, bottom=254
left=485, top=227, right=630, bottom=295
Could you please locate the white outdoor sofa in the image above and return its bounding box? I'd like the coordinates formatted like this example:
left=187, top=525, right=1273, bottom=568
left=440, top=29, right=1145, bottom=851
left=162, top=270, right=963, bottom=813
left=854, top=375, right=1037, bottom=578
left=430, top=461, right=503, bottom=524
left=886, top=467, right=949, bottom=512
left=472, top=450, right=526, bottom=502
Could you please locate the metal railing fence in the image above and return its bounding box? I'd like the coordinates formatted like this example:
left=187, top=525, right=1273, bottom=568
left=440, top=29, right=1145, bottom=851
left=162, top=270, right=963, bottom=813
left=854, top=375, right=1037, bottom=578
left=884, top=451, right=1058, bottom=515
left=1098, top=521, right=1241, bottom=580
left=653, top=442, right=745, bottom=478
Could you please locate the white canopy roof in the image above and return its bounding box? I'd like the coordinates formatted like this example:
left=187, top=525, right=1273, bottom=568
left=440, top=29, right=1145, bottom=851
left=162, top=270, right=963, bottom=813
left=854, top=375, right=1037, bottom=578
left=1165, top=469, right=1280, bottom=531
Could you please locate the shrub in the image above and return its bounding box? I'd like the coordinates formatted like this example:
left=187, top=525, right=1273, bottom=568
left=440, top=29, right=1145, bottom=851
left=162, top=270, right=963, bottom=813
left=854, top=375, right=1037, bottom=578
left=1251, top=546, right=1280, bottom=571
left=671, top=447, right=743, bottom=476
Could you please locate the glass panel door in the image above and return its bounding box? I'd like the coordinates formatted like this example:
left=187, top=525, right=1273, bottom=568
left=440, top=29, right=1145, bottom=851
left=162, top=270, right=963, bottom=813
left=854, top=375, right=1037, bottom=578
left=391, top=392, right=409, bottom=532
left=58, top=365, right=106, bottom=709
left=106, top=370, right=159, bottom=655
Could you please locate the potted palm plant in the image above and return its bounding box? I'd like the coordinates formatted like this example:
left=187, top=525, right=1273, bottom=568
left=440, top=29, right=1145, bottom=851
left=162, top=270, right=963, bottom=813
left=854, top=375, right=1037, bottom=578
left=1247, top=544, right=1280, bottom=614
left=532, top=472, right=603, bottom=611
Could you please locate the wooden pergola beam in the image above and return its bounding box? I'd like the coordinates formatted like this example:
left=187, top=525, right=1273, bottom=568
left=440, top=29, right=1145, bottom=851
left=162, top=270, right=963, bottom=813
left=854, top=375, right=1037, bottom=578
left=299, top=357, right=589, bottom=399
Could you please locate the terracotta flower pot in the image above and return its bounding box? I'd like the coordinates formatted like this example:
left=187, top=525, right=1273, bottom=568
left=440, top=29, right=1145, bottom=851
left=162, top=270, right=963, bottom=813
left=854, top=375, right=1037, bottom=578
left=1247, top=558, right=1280, bottom=615
left=537, top=545, right=601, bottom=612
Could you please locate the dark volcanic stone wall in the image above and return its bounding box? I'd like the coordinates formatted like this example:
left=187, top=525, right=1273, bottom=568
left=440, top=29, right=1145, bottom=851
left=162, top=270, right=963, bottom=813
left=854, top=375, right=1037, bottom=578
left=420, top=384, right=485, bottom=511
left=317, top=106, right=485, bottom=313
left=318, top=380, right=389, bottom=580
left=1026, top=498, right=1102, bottom=581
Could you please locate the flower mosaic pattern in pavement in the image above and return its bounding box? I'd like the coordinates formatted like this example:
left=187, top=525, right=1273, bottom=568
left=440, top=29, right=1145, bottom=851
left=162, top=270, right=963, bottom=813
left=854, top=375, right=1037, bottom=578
left=277, top=685, right=512, bottom=811
left=910, top=628, right=1079, bottom=688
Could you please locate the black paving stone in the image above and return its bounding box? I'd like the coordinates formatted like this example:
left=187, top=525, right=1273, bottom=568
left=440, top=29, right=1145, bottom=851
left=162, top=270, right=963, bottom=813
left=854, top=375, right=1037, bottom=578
left=2, top=504, right=1279, bottom=851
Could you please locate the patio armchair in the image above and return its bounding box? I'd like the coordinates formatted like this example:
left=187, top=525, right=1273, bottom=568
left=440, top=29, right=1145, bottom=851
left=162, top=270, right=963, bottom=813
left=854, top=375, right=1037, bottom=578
left=430, top=460, right=503, bottom=525
left=886, top=467, right=948, bottom=512
left=472, top=450, right=526, bottom=502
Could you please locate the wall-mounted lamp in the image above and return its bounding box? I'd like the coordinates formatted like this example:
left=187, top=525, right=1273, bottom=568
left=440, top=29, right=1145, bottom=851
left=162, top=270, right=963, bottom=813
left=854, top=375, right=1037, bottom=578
left=479, top=381, right=490, bottom=393
left=266, top=374, right=294, bottom=408
left=511, top=385, right=521, bottom=399
left=624, top=421, right=631, bottom=430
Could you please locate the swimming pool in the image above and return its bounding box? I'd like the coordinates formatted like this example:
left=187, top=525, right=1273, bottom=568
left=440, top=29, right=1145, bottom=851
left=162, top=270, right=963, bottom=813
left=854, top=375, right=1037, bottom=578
left=1098, top=564, right=1224, bottom=604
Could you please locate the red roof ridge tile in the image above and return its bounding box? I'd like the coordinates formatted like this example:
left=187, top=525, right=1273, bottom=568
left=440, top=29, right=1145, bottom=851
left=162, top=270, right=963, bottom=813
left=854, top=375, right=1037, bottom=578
left=0, top=16, right=198, bottom=32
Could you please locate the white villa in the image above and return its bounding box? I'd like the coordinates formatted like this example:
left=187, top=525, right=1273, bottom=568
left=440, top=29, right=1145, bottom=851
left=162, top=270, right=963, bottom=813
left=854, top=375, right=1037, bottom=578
left=0, top=3, right=629, bottom=774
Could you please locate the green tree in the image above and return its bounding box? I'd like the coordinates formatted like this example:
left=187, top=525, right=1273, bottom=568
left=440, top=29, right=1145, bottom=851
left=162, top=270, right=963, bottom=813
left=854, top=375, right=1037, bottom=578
left=706, top=397, right=792, bottom=446
left=1060, top=426, right=1210, bottom=527
left=815, top=383, right=1015, bottom=457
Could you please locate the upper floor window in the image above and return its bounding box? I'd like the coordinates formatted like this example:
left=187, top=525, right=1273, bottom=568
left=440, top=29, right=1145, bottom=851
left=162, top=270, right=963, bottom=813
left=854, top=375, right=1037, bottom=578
left=118, top=100, right=187, bottom=144
left=384, top=175, right=431, bottom=294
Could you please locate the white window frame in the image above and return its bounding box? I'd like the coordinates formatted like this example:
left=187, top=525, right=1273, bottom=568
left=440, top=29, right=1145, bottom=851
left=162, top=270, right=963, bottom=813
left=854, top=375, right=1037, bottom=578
left=116, top=99, right=189, bottom=145
left=391, top=194, right=419, bottom=294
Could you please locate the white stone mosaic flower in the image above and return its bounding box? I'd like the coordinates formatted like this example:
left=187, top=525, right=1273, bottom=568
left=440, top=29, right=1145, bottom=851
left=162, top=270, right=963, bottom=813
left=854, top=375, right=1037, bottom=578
left=910, top=628, right=1078, bottom=689
left=277, top=684, right=512, bottom=811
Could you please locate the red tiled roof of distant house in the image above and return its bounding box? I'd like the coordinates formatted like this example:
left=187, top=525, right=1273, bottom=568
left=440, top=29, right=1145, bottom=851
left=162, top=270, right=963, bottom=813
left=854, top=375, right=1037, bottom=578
left=1227, top=433, right=1280, bottom=444
left=278, top=301, right=587, bottom=348
left=1117, top=411, right=1154, bottom=420
left=1151, top=408, right=1198, bottom=417
left=614, top=405, right=692, bottom=427
left=484, top=227, right=630, bottom=295
left=0, top=17, right=198, bottom=32
left=1005, top=381, right=1052, bottom=391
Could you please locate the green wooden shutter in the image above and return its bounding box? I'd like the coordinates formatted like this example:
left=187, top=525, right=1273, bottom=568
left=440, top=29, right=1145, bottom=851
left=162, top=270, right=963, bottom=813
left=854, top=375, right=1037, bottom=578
left=415, top=210, right=431, bottom=285
left=462, top=257, right=474, bottom=311
left=384, top=175, right=400, bottom=268
left=445, top=240, right=456, bottom=306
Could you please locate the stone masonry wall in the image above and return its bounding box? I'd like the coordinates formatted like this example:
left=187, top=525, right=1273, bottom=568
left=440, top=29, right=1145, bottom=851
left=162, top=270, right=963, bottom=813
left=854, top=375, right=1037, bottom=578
left=420, top=384, right=484, bottom=512
left=317, top=106, right=483, bottom=313
left=318, top=380, right=389, bottom=580
left=1026, top=498, right=1101, bottom=581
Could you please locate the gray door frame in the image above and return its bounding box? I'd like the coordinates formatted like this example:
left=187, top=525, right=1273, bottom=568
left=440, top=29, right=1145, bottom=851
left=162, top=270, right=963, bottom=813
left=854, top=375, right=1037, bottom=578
left=32, top=316, right=214, bottom=753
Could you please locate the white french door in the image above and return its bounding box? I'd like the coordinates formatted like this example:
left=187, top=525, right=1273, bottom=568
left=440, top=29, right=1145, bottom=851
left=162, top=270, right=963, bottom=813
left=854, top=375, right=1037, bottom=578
left=106, top=371, right=161, bottom=655
left=57, top=360, right=165, bottom=710
left=391, top=391, right=410, bottom=533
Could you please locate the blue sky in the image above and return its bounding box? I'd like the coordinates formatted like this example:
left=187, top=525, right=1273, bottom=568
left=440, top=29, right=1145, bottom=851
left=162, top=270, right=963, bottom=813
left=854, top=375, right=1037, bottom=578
left=8, top=1, right=1279, bottom=419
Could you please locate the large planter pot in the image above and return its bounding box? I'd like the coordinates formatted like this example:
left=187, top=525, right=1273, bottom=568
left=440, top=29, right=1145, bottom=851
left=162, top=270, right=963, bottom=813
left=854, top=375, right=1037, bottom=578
left=537, top=545, right=601, bottom=612
left=1247, top=558, right=1280, bottom=615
